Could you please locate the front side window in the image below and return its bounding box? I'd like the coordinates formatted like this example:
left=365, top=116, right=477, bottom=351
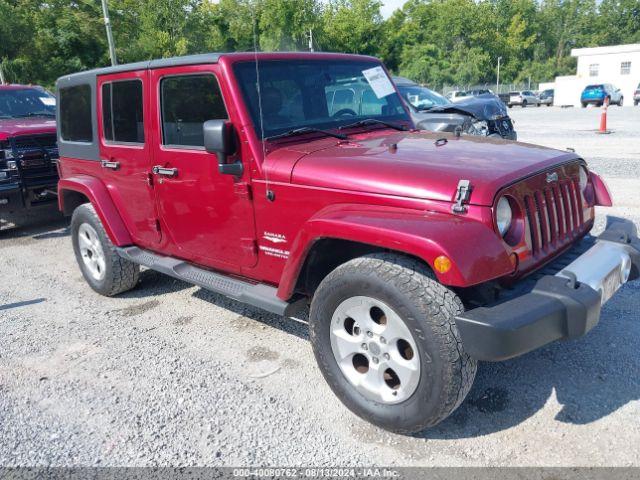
left=398, top=85, right=449, bottom=111
left=621, top=61, right=631, bottom=75
left=233, top=60, right=408, bottom=139
left=102, top=80, right=144, bottom=143
left=589, top=64, right=599, bottom=77
left=161, top=74, right=227, bottom=148
left=59, top=84, right=92, bottom=142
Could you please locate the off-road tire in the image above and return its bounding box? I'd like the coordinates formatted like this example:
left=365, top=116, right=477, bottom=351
left=71, top=203, right=139, bottom=296
left=309, top=253, right=477, bottom=433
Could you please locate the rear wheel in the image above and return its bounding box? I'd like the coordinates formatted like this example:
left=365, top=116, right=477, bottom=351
left=522, top=100, right=527, bottom=108
left=309, top=253, right=477, bottom=433
left=581, top=102, right=587, bottom=108
left=71, top=203, right=139, bottom=296
left=618, top=97, right=623, bottom=106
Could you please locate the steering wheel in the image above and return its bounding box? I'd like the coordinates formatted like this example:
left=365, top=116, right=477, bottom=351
left=332, top=108, right=358, bottom=118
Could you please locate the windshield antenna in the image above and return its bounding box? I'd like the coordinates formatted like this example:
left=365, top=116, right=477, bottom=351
left=252, top=8, right=274, bottom=201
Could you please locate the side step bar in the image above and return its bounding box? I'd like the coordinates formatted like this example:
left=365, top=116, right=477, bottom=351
left=116, top=246, right=302, bottom=316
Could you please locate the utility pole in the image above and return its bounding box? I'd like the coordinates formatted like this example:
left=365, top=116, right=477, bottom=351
left=101, top=0, right=118, bottom=66
left=496, top=56, right=502, bottom=92
left=308, top=29, right=314, bottom=52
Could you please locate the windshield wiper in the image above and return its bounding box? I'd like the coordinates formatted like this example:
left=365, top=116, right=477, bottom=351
left=265, top=127, right=347, bottom=141
left=338, top=118, right=408, bottom=132
left=15, top=112, right=55, bottom=118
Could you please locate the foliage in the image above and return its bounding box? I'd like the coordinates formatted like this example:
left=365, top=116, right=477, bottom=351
left=0, top=0, right=638, bottom=90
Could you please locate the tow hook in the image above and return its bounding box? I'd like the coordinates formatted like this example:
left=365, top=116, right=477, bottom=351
left=452, top=179, right=471, bottom=213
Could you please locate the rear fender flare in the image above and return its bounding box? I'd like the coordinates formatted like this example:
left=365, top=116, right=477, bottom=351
left=58, top=175, right=132, bottom=246
left=277, top=204, right=514, bottom=300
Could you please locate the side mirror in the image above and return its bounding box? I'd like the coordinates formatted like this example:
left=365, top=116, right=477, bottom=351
left=203, top=120, right=242, bottom=176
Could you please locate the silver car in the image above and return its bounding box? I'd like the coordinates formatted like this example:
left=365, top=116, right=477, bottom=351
left=508, top=90, right=541, bottom=108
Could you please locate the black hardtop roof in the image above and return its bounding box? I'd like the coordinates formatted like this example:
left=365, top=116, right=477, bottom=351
left=57, top=53, right=222, bottom=86
left=56, top=51, right=375, bottom=87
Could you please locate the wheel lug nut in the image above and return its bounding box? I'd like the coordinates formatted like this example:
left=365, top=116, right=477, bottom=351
left=367, top=331, right=373, bottom=338
left=372, top=357, right=379, bottom=364
left=383, top=353, right=390, bottom=360
left=380, top=337, right=386, bottom=344
left=361, top=343, right=368, bottom=350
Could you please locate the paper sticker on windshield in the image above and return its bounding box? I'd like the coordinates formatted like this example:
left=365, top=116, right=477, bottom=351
left=362, top=66, right=395, bottom=99
left=39, top=97, right=56, bottom=106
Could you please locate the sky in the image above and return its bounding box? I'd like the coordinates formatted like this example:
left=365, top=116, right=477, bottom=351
left=380, top=0, right=407, bottom=18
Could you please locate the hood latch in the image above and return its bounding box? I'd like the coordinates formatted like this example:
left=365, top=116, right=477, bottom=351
left=452, top=180, right=471, bottom=214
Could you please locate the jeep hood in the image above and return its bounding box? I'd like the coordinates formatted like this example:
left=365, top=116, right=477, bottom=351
left=0, top=117, right=57, bottom=141
left=282, top=131, right=580, bottom=206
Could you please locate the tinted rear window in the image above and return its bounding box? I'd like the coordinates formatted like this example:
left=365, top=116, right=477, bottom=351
left=59, top=84, right=92, bottom=142
left=585, top=85, right=603, bottom=90
left=102, top=80, right=144, bottom=143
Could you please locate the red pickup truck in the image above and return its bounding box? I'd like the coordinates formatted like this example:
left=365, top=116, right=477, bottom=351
left=56, top=52, right=639, bottom=433
left=0, top=84, right=59, bottom=225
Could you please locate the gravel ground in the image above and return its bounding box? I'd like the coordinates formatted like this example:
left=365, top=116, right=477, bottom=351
left=1, top=106, right=639, bottom=467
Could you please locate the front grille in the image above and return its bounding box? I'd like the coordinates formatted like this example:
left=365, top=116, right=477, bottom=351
left=8, top=134, right=59, bottom=188
left=492, top=117, right=513, bottom=137
left=522, top=178, right=585, bottom=255
left=12, top=134, right=57, bottom=151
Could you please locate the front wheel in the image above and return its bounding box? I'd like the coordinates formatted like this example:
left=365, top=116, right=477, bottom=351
left=618, top=97, right=623, bottom=106
left=71, top=203, right=140, bottom=296
left=522, top=100, right=527, bottom=108
left=309, top=253, right=477, bottom=433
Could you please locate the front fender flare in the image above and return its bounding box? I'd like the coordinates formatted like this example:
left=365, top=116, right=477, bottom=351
left=58, top=175, right=132, bottom=246
left=277, top=204, right=514, bottom=300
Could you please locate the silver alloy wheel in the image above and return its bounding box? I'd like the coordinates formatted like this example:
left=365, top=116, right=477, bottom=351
left=77, top=223, right=106, bottom=282
left=330, top=296, right=421, bottom=404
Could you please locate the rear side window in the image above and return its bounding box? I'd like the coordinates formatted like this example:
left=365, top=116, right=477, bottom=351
left=161, top=74, right=227, bottom=148
left=59, top=85, right=92, bottom=142
left=102, top=80, right=144, bottom=143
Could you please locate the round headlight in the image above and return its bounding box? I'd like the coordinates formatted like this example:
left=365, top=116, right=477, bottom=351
left=496, top=196, right=513, bottom=237
left=579, top=166, right=589, bottom=191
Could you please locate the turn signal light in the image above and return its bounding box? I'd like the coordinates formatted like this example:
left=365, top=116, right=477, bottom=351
left=434, top=255, right=452, bottom=274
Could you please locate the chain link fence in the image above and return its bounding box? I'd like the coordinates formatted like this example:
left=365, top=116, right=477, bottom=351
left=441, top=82, right=539, bottom=95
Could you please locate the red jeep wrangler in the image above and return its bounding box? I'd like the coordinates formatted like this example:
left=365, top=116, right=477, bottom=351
left=1, top=84, right=59, bottom=225
left=56, top=53, right=639, bottom=433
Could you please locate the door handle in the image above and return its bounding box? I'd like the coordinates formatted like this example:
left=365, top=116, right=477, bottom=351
left=101, top=160, right=120, bottom=170
left=152, top=166, right=178, bottom=177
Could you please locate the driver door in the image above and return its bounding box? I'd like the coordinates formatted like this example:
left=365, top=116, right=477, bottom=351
left=149, top=66, right=257, bottom=272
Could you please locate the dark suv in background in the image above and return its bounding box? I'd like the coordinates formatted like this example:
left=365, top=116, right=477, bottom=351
left=0, top=84, right=59, bottom=226
left=394, top=77, right=516, bottom=140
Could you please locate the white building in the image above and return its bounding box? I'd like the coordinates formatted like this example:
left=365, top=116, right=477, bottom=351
left=550, top=43, right=640, bottom=107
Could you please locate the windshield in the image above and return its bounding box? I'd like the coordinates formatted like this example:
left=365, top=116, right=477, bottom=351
left=233, top=60, right=409, bottom=139
left=0, top=88, right=56, bottom=119
left=397, top=85, right=449, bottom=110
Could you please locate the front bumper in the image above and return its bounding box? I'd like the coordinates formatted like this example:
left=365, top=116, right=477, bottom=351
left=456, top=218, right=640, bottom=361
left=0, top=181, right=58, bottom=213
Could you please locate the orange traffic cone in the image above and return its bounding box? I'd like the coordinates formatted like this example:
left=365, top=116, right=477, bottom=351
left=598, top=97, right=610, bottom=134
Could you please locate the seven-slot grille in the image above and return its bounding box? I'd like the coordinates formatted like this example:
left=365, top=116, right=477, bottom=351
left=522, top=177, right=584, bottom=255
